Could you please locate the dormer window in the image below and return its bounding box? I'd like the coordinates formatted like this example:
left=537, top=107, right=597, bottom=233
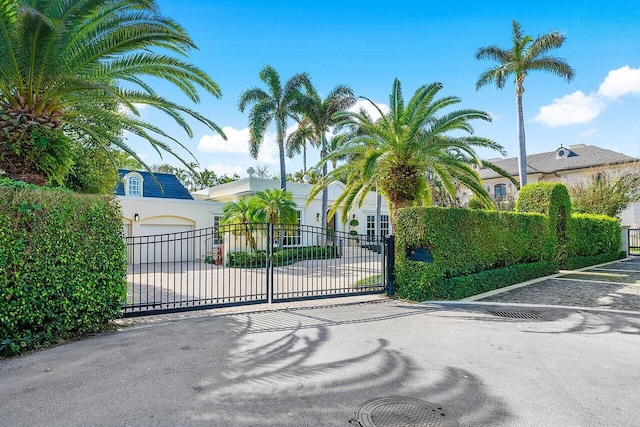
left=124, top=172, right=143, bottom=197
left=555, top=145, right=576, bottom=159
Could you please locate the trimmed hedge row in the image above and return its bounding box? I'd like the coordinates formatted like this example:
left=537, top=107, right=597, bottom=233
left=226, top=245, right=340, bottom=268
left=565, top=213, right=623, bottom=269
left=0, top=183, right=126, bottom=357
left=516, top=182, right=572, bottom=264
left=394, top=207, right=555, bottom=300
left=400, top=261, right=558, bottom=301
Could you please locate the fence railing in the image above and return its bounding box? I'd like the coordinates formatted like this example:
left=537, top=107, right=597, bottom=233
left=123, top=223, right=388, bottom=316
left=630, top=228, right=640, bottom=256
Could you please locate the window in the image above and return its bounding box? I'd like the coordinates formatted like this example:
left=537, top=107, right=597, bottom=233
left=125, top=173, right=143, bottom=197
left=366, top=215, right=375, bottom=239
left=494, top=183, right=507, bottom=200
left=380, top=215, right=390, bottom=237
left=213, top=215, right=222, bottom=245
left=282, top=210, right=302, bottom=246
left=366, top=214, right=390, bottom=240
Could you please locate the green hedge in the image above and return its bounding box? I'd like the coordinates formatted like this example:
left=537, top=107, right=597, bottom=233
left=394, top=207, right=554, bottom=300
left=399, top=261, right=558, bottom=301
left=564, top=213, right=622, bottom=269
left=226, top=245, right=340, bottom=268
left=0, top=183, right=126, bottom=357
left=516, top=182, right=572, bottom=264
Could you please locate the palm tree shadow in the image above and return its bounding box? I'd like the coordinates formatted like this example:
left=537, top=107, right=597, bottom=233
left=185, top=312, right=513, bottom=426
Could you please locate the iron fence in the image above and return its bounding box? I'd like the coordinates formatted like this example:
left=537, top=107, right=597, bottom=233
left=123, top=223, right=388, bottom=316
left=630, top=228, right=640, bottom=256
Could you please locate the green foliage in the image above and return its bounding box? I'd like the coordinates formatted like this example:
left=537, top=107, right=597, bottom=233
left=516, top=182, right=572, bottom=263
left=405, top=261, right=558, bottom=301
left=239, top=65, right=312, bottom=190
left=394, top=207, right=554, bottom=300
left=64, top=145, right=119, bottom=194
left=569, top=169, right=640, bottom=217
left=466, top=196, right=488, bottom=210
left=0, top=0, right=224, bottom=184
left=0, top=124, right=74, bottom=185
left=0, top=184, right=126, bottom=357
left=564, top=213, right=621, bottom=269
left=310, top=79, right=504, bottom=230
left=226, top=246, right=340, bottom=268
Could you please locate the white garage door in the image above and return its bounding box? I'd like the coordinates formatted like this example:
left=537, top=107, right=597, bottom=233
left=133, top=224, right=195, bottom=264
left=139, top=224, right=193, bottom=236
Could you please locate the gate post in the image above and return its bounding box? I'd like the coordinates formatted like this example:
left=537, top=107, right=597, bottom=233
left=385, top=235, right=395, bottom=296
left=267, top=223, right=274, bottom=303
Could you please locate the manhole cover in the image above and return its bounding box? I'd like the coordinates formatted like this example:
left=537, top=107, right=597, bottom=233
left=488, top=310, right=541, bottom=320
left=354, top=396, right=459, bottom=427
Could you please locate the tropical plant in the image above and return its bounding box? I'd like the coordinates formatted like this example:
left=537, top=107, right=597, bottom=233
left=238, top=65, right=311, bottom=190
left=251, top=188, right=298, bottom=226
left=220, top=196, right=257, bottom=251
left=569, top=168, right=640, bottom=217
left=0, top=0, right=225, bottom=185
left=286, top=114, right=317, bottom=172
left=291, top=83, right=355, bottom=231
left=475, top=20, right=574, bottom=188
left=310, top=79, right=506, bottom=230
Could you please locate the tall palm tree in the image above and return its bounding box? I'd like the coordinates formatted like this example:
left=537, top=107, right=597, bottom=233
left=292, top=84, right=355, bottom=231
left=310, top=79, right=506, bottom=231
left=238, top=66, right=311, bottom=190
left=476, top=20, right=574, bottom=188
left=0, top=0, right=225, bottom=185
left=286, top=114, right=317, bottom=173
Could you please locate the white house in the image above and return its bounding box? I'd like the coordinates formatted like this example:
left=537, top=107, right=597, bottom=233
left=117, top=169, right=391, bottom=239
left=461, top=144, right=640, bottom=227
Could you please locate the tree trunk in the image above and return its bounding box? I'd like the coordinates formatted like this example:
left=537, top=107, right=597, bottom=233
left=320, top=135, right=328, bottom=246
left=516, top=87, right=527, bottom=188
left=277, top=120, right=287, bottom=190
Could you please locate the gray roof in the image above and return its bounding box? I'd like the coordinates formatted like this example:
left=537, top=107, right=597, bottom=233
left=115, top=169, right=193, bottom=200
left=479, top=144, right=638, bottom=180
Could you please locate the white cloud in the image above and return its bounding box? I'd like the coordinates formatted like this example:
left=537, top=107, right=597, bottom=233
left=348, top=99, right=390, bottom=121
left=597, top=66, right=640, bottom=99
left=580, top=128, right=598, bottom=139
left=197, top=126, right=281, bottom=164
left=532, top=91, right=606, bottom=127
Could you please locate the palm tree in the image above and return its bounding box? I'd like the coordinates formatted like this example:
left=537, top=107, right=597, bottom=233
left=476, top=20, right=574, bottom=188
left=238, top=66, right=311, bottom=190
left=292, top=84, right=355, bottom=231
left=286, top=114, right=317, bottom=173
left=310, top=79, right=506, bottom=231
left=220, top=197, right=257, bottom=251
left=0, top=0, right=225, bottom=185
left=251, top=189, right=298, bottom=226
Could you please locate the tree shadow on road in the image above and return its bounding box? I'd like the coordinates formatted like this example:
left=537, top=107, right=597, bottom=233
left=186, top=313, right=513, bottom=426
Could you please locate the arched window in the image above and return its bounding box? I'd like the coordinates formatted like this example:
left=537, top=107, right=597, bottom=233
left=124, top=173, right=143, bottom=196
left=494, top=183, right=507, bottom=200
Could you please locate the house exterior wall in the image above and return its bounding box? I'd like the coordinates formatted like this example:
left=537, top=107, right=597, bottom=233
left=472, top=163, right=639, bottom=227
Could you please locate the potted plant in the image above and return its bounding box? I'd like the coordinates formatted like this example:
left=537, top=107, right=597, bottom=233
left=349, top=218, right=359, bottom=227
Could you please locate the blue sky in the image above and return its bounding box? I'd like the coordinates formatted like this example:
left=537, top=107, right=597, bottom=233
left=127, top=0, right=640, bottom=177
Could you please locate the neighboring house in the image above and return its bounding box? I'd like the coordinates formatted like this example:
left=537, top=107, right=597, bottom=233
left=116, top=169, right=220, bottom=239
left=460, top=144, right=639, bottom=227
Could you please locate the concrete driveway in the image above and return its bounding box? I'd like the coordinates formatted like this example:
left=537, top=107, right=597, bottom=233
left=2, top=289, right=640, bottom=426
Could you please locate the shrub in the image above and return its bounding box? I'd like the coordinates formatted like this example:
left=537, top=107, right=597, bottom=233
left=564, top=213, right=622, bottom=269
left=394, top=207, right=554, bottom=300
left=516, top=182, right=572, bottom=264
left=0, top=183, right=126, bottom=357
left=399, top=261, right=558, bottom=301
left=226, top=246, right=340, bottom=268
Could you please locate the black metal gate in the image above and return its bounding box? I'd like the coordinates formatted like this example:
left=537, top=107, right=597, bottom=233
left=630, top=228, right=640, bottom=256
left=123, top=223, right=389, bottom=316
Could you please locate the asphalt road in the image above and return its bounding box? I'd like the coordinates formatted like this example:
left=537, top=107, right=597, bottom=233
left=2, top=295, right=640, bottom=426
